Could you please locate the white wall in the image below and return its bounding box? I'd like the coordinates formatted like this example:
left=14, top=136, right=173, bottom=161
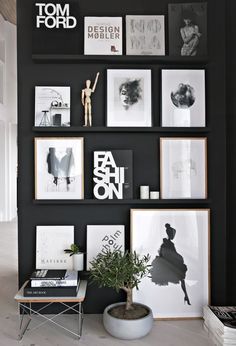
left=0, top=14, right=17, bottom=221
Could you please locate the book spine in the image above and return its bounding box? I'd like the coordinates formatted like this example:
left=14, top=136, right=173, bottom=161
left=24, top=286, right=78, bottom=297
left=31, top=279, right=78, bottom=287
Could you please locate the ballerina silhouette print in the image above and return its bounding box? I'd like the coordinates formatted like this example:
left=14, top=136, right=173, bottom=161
left=150, top=223, right=191, bottom=305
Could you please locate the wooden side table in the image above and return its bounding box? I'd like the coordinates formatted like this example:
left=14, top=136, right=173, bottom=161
left=14, top=280, right=87, bottom=340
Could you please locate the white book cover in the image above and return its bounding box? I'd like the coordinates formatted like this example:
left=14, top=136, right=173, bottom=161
left=84, top=17, right=122, bottom=55
left=126, top=15, right=165, bottom=55
left=36, top=226, right=74, bottom=270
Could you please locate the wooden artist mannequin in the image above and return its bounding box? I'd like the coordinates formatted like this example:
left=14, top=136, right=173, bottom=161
left=81, top=72, right=100, bottom=126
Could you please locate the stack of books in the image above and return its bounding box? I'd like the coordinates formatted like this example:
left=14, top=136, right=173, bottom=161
left=24, top=269, right=79, bottom=297
left=204, top=306, right=236, bottom=346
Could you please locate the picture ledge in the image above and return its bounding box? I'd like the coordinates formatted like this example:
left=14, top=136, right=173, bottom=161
left=32, top=54, right=209, bottom=65
left=33, top=199, right=211, bottom=205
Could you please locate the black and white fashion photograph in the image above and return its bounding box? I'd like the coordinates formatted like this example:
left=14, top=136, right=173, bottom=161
left=161, top=69, right=205, bottom=127
left=35, top=86, right=71, bottom=127
left=106, top=69, right=152, bottom=127
left=131, top=209, right=210, bottom=318
left=160, top=137, right=207, bottom=199
left=126, top=15, right=165, bottom=55
left=35, top=137, right=84, bottom=199
left=168, top=2, right=207, bottom=56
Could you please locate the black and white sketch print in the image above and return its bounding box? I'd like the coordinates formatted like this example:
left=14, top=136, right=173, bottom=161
left=35, top=86, right=71, bottom=127
left=168, top=2, right=207, bottom=56
left=131, top=209, right=210, bottom=318
left=106, top=69, right=152, bottom=127
left=160, top=137, right=207, bottom=199
left=126, top=15, right=165, bottom=55
left=35, top=137, right=84, bottom=199
left=93, top=150, right=133, bottom=200
left=161, top=69, right=205, bottom=127
left=86, top=225, right=125, bottom=270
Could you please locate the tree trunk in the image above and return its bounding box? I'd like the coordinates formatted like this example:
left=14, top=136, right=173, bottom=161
left=126, top=289, right=133, bottom=311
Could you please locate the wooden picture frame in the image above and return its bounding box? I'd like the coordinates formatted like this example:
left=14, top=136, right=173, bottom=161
left=160, top=137, right=207, bottom=199
left=35, top=137, right=84, bottom=200
left=131, top=208, right=210, bottom=319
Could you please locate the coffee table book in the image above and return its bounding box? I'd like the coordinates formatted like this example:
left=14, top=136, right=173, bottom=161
left=24, top=280, right=80, bottom=297
left=30, top=270, right=78, bottom=287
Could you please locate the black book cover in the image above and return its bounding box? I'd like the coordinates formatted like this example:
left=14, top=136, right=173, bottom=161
left=24, top=281, right=79, bottom=297
left=32, top=0, right=80, bottom=54
left=210, top=306, right=236, bottom=329
left=93, top=150, right=133, bottom=199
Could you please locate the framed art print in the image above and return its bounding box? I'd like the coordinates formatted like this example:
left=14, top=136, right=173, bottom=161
left=168, top=2, right=207, bottom=56
left=131, top=209, right=210, bottom=319
left=160, top=137, right=207, bottom=199
left=106, top=69, right=152, bottom=127
left=36, top=225, right=74, bottom=270
left=161, top=69, right=205, bottom=127
left=35, top=137, right=84, bottom=199
left=84, top=17, right=122, bottom=55
left=35, top=86, right=71, bottom=127
left=126, top=15, right=165, bottom=55
left=86, top=225, right=125, bottom=270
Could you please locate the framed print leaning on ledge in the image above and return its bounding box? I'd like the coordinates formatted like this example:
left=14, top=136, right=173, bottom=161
left=35, top=137, right=84, bottom=200
left=160, top=137, right=207, bottom=199
left=131, top=208, right=210, bottom=319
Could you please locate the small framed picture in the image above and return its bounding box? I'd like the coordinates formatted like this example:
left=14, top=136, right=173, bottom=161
left=168, top=2, right=207, bottom=56
left=35, top=137, right=84, bottom=199
left=86, top=225, right=125, bottom=270
left=160, top=137, right=207, bottom=199
left=36, top=225, right=74, bottom=270
left=126, top=15, right=165, bottom=55
left=106, top=69, right=152, bottom=127
left=131, top=208, right=210, bottom=319
left=161, top=69, right=205, bottom=127
left=35, top=87, right=71, bottom=127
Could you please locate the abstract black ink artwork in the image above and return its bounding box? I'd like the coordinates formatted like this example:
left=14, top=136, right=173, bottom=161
left=171, top=83, right=195, bottom=109
left=150, top=223, right=191, bottom=305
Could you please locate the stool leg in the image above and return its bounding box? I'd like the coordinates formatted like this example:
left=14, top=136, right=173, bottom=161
left=78, top=302, right=83, bottom=339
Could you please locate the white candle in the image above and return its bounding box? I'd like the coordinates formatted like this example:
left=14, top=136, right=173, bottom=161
left=140, top=186, right=149, bottom=199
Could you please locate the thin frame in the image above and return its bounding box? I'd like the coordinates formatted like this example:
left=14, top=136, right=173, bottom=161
left=130, top=208, right=210, bottom=320
left=160, top=137, right=208, bottom=199
left=106, top=69, right=152, bottom=127
left=34, top=137, right=84, bottom=200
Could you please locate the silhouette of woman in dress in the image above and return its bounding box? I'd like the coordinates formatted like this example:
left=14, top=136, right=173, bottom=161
left=150, top=223, right=191, bottom=305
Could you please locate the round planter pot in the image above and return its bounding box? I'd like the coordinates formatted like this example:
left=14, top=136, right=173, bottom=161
left=73, top=253, right=84, bottom=271
left=103, top=302, right=153, bottom=340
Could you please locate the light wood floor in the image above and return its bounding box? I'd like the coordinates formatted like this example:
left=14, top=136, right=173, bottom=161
left=0, top=221, right=214, bottom=346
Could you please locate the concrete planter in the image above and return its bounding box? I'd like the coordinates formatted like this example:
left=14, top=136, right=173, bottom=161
left=103, top=302, right=153, bottom=340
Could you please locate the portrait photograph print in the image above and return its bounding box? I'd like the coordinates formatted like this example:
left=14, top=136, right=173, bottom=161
left=160, top=137, right=207, bottom=199
left=35, top=86, right=71, bottom=127
left=168, top=2, right=207, bottom=56
left=131, top=209, right=210, bottom=319
left=126, top=15, right=165, bottom=56
left=161, top=69, right=205, bottom=127
left=35, top=137, right=84, bottom=200
left=106, top=69, right=152, bottom=127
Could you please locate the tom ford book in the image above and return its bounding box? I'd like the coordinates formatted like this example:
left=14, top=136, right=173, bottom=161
left=93, top=150, right=133, bottom=199
left=84, top=17, right=123, bottom=55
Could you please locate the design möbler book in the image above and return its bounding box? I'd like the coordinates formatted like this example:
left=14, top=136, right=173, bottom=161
left=24, top=281, right=80, bottom=297
left=31, top=270, right=78, bottom=287
left=93, top=150, right=133, bottom=199
left=84, top=17, right=122, bottom=55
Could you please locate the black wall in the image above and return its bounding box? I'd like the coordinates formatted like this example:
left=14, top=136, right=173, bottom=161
left=17, top=0, right=227, bottom=313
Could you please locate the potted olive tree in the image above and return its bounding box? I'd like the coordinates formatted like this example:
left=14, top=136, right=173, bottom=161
left=64, top=244, right=84, bottom=271
left=90, top=250, right=153, bottom=340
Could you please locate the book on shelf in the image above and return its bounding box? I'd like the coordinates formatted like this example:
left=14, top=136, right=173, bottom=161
left=30, top=270, right=78, bottom=287
left=24, top=280, right=80, bottom=297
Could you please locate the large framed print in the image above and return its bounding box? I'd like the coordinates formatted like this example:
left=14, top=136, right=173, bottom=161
left=106, top=69, right=152, bottom=127
left=160, top=137, right=207, bottom=199
left=126, top=15, right=165, bottom=56
left=35, top=137, right=84, bottom=199
left=131, top=209, right=210, bottom=319
left=168, top=2, right=207, bottom=56
left=35, top=86, right=71, bottom=127
left=36, top=225, right=74, bottom=270
left=161, top=69, right=205, bottom=127
left=86, top=225, right=125, bottom=270
left=84, top=17, right=122, bottom=55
